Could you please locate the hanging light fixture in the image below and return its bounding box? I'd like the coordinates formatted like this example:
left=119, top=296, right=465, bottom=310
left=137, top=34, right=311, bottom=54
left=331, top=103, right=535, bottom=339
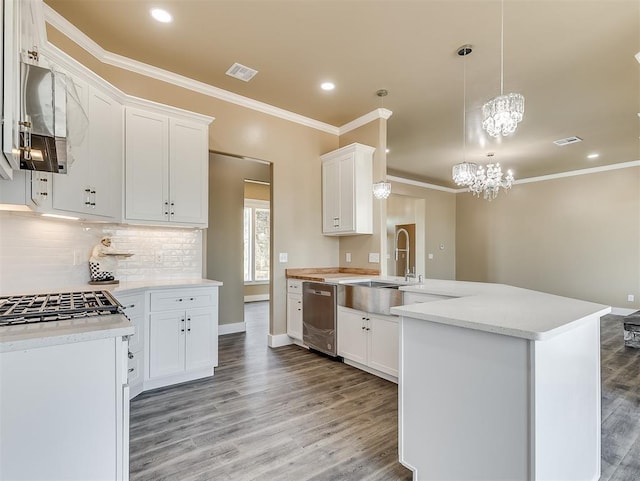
left=482, top=0, right=524, bottom=137
left=452, top=45, right=479, bottom=187
left=373, top=89, right=391, bottom=200
left=373, top=181, right=392, bottom=199
left=467, top=154, right=514, bottom=201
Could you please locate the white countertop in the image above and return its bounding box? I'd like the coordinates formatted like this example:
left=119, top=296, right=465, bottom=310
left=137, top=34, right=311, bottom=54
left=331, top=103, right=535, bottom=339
left=0, top=278, right=222, bottom=352
left=391, top=279, right=611, bottom=340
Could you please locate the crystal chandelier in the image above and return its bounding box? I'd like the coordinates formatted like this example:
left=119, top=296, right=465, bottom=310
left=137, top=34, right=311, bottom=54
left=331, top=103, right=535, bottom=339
left=452, top=162, right=478, bottom=186
left=482, top=0, right=525, bottom=137
left=372, top=181, right=391, bottom=199
left=468, top=162, right=514, bottom=201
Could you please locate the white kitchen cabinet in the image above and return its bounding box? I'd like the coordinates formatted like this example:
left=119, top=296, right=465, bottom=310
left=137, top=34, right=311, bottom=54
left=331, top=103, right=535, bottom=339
left=124, top=107, right=209, bottom=227
left=113, top=290, right=145, bottom=399
left=147, top=287, right=218, bottom=389
left=1, top=0, right=20, bottom=178
left=321, top=143, right=375, bottom=236
left=338, top=305, right=399, bottom=379
left=52, top=78, right=123, bottom=220
left=286, top=279, right=303, bottom=340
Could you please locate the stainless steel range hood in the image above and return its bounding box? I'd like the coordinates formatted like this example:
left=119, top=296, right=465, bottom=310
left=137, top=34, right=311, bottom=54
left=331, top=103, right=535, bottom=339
left=19, top=62, right=67, bottom=174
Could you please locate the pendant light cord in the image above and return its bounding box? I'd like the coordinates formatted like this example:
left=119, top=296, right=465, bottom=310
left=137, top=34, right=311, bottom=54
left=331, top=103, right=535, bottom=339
left=462, top=52, right=467, bottom=160
left=500, top=0, right=504, bottom=96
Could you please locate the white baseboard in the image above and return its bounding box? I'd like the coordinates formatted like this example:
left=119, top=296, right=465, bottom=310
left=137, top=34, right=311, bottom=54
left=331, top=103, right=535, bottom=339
left=218, top=322, right=246, bottom=335
left=244, top=294, right=269, bottom=302
left=268, top=333, right=294, bottom=348
left=612, top=307, right=638, bottom=316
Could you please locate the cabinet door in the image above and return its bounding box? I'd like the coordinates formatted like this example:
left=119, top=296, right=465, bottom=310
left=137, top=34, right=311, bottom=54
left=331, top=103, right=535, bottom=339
left=337, top=306, right=367, bottom=364
left=149, top=310, right=185, bottom=379
left=185, top=307, right=216, bottom=371
left=286, top=293, right=303, bottom=340
left=88, top=86, right=122, bottom=219
left=168, top=118, right=208, bottom=225
left=125, top=108, right=169, bottom=222
left=337, top=155, right=355, bottom=233
left=322, top=157, right=341, bottom=233
left=368, top=314, right=399, bottom=377
left=1, top=0, right=20, bottom=177
left=52, top=75, right=90, bottom=214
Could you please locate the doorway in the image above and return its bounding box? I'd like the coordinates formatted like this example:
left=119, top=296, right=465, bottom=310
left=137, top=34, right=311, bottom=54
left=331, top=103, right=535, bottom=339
left=206, top=152, right=271, bottom=340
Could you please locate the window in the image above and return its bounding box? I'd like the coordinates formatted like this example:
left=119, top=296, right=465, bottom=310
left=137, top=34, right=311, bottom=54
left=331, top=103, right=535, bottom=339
left=244, top=199, right=270, bottom=282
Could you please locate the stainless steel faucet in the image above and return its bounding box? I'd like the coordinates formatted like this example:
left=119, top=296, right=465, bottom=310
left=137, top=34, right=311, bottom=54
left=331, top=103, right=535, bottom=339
left=405, top=266, right=416, bottom=281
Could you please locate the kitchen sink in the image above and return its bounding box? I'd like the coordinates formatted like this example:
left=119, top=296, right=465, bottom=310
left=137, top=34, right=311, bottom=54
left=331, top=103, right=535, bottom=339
left=343, top=280, right=400, bottom=289
left=337, top=281, right=404, bottom=315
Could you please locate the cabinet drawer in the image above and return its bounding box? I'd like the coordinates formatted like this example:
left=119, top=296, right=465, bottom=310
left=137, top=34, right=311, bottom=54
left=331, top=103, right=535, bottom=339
left=113, top=292, right=145, bottom=319
left=150, top=288, right=216, bottom=312
left=287, top=279, right=303, bottom=294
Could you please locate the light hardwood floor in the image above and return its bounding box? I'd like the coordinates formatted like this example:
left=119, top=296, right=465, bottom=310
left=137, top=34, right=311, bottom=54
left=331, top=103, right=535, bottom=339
left=130, top=305, right=640, bottom=480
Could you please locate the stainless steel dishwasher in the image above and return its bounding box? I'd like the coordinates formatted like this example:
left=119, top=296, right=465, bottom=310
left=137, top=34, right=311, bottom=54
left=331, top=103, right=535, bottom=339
left=302, top=282, right=338, bottom=357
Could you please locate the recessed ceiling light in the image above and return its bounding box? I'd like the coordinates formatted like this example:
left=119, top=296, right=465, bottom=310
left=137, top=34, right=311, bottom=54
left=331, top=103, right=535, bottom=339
left=587, top=153, right=599, bottom=159
left=150, top=8, right=172, bottom=23
left=321, top=82, right=335, bottom=91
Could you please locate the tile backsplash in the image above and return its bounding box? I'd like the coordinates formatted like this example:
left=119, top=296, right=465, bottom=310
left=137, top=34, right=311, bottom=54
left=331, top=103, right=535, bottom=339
left=0, top=212, right=203, bottom=293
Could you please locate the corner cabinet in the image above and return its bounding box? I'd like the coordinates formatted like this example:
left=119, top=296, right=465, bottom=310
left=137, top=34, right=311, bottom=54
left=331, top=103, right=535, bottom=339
left=124, top=107, right=211, bottom=227
left=321, top=143, right=375, bottom=236
left=52, top=77, right=123, bottom=220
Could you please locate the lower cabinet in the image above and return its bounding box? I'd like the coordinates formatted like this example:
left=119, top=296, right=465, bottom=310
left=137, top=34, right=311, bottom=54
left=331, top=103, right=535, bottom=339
left=113, top=290, right=146, bottom=399
left=337, top=306, right=399, bottom=379
left=147, top=287, right=218, bottom=390
left=286, top=279, right=303, bottom=340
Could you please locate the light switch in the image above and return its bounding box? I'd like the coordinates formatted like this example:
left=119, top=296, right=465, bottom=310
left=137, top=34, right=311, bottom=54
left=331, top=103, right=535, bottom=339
left=629, top=294, right=635, bottom=302
left=368, top=252, right=380, bottom=263
left=428, top=253, right=434, bottom=260
left=279, top=252, right=288, bottom=263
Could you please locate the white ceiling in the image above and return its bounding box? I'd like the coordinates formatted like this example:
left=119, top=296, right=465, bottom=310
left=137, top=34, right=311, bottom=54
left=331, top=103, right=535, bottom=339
left=44, top=0, right=640, bottom=187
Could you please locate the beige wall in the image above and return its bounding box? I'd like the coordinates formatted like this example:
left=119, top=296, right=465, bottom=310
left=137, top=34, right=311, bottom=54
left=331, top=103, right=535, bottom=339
left=456, top=167, right=640, bottom=308
left=389, top=182, right=457, bottom=280
left=338, top=119, right=387, bottom=272
left=47, top=26, right=340, bottom=336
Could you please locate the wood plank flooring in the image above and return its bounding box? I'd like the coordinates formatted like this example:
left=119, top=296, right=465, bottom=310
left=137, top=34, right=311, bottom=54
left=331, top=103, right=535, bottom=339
left=130, top=305, right=640, bottom=481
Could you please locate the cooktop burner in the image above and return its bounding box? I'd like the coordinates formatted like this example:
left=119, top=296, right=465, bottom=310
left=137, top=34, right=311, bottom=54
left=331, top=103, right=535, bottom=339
left=0, top=291, right=122, bottom=326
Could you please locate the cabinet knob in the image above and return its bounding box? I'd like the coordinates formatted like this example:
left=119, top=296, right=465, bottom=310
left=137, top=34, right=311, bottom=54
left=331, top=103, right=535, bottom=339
left=125, top=304, right=135, bottom=309
left=128, top=368, right=134, bottom=373
left=362, top=326, right=366, bottom=330
left=128, top=351, right=134, bottom=359
left=189, top=297, right=194, bottom=301
left=85, top=188, right=91, bottom=193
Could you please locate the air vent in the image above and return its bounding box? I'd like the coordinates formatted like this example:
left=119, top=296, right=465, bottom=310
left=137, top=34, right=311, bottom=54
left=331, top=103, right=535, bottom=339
left=553, top=136, right=582, bottom=146
left=225, top=62, right=258, bottom=82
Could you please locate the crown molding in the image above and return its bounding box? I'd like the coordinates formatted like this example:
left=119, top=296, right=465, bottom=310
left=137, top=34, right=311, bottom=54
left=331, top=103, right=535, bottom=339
left=389, top=160, right=640, bottom=195
left=387, top=175, right=459, bottom=193
left=339, top=108, right=393, bottom=135
left=42, top=2, right=339, bottom=135
left=513, top=160, right=640, bottom=185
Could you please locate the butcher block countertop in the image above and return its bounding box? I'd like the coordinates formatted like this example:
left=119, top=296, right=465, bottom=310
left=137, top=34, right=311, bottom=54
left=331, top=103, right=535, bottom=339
left=286, top=267, right=379, bottom=282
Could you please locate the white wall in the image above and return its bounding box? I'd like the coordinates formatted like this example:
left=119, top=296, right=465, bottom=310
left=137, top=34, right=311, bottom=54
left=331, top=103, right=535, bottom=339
left=0, top=212, right=202, bottom=294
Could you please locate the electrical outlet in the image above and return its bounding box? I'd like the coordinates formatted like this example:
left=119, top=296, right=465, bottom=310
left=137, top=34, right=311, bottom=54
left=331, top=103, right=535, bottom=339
left=368, top=252, right=380, bottom=263
left=345, top=253, right=351, bottom=263
left=428, top=253, right=434, bottom=260
left=628, top=294, right=635, bottom=302
left=155, top=252, right=163, bottom=264
left=279, top=253, right=288, bottom=263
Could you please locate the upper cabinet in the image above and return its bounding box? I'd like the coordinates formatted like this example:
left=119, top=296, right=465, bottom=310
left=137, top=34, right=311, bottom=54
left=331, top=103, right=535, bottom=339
left=321, top=143, right=375, bottom=236
left=52, top=77, right=123, bottom=220
left=124, top=107, right=210, bottom=227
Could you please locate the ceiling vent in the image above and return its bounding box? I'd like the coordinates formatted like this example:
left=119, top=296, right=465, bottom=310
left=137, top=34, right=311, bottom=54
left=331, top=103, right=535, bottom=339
left=225, top=62, right=258, bottom=82
left=553, top=136, right=583, bottom=146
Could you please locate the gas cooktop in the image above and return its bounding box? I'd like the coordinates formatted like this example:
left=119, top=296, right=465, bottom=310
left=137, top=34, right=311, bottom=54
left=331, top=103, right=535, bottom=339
left=0, top=291, right=122, bottom=326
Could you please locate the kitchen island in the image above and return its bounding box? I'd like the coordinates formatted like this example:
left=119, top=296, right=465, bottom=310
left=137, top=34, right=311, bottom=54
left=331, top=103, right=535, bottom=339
left=392, top=280, right=611, bottom=481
